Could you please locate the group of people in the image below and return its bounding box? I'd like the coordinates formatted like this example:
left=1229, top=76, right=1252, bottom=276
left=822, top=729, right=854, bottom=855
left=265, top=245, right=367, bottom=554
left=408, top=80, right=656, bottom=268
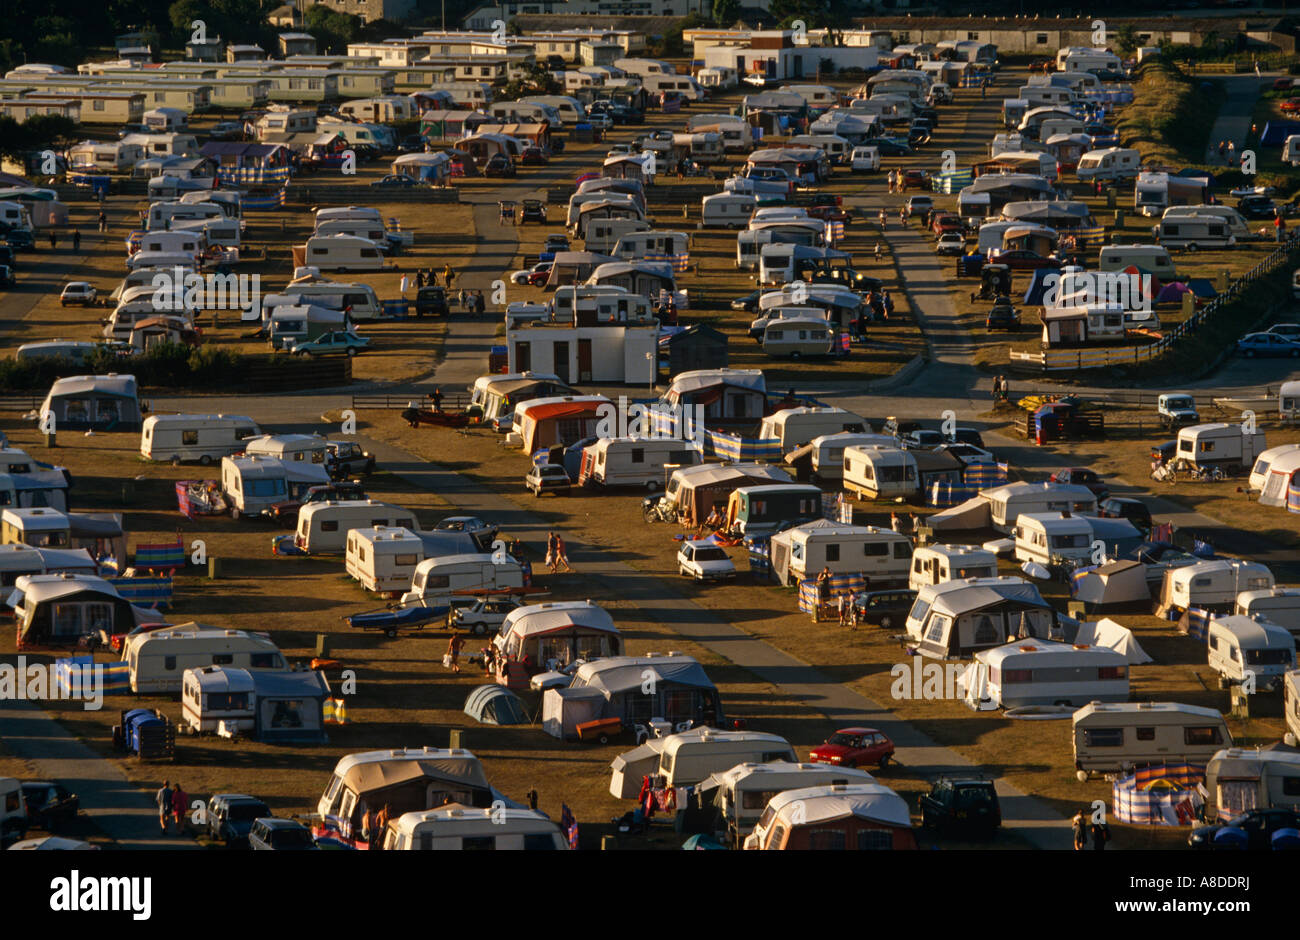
left=154, top=780, right=189, bottom=835
left=1215, top=139, right=1239, bottom=166
left=459, top=289, right=487, bottom=313
left=813, top=565, right=863, bottom=628
left=992, top=374, right=1011, bottom=404
left=1072, top=809, right=1111, bottom=851
left=888, top=511, right=922, bottom=535
left=545, top=530, right=571, bottom=574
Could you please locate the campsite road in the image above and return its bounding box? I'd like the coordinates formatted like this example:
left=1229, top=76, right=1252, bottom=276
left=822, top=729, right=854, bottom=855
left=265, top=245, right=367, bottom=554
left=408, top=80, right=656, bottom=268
left=0, top=698, right=197, bottom=849
left=1205, top=73, right=1269, bottom=164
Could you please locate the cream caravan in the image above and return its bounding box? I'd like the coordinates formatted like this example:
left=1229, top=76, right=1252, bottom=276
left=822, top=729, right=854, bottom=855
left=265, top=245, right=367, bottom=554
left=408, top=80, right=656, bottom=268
left=1072, top=702, right=1232, bottom=779
left=127, top=624, right=287, bottom=694
left=294, top=500, right=418, bottom=554
left=140, top=413, right=260, bottom=464
left=346, top=526, right=426, bottom=593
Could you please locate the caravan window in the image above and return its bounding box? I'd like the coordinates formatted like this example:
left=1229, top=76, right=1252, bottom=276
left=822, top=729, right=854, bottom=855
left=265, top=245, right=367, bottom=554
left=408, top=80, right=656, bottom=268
left=1135, top=727, right=1155, bottom=741
left=809, top=829, right=846, bottom=850
left=924, top=615, right=949, bottom=642
left=425, top=575, right=450, bottom=589
left=631, top=448, right=645, bottom=464
left=857, top=830, right=892, bottom=850
left=1184, top=726, right=1223, bottom=746
left=66, top=399, right=89, bottom=421
left=825, top=544, right=840, bottom=562
left=213, top=654, right=233, bottom=665
left=210, top=691, right=248, bottom=710
left=322, top=521, right=340, bottom=532
left=764, top=824, right=786, bottom=849
left=893, top=541, right=912, bottom=560
left=908, top=599, right=931, bottom=623
left=1246, top=648, right=1292, bottom=666
left=164, top=656, right=177, bottom=671
left=394, top=553, right=419, bottom=567
left=247, top=479, right=286, bottom=497
left=863, top=542, right=888, bottom=557
left=250, top=652, right=281, bottom=668
left=269, top=699, right=305, bottom=728
left=1083, top=728, right=1125, bottom=747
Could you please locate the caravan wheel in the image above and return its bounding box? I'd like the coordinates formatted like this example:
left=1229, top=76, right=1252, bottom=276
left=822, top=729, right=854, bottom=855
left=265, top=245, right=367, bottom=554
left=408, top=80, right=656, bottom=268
left=199, top=454, right=212, bottom=466
left=1187, top=243, right=1199, bottom=252
left=645, top=480, right=659, bottom=492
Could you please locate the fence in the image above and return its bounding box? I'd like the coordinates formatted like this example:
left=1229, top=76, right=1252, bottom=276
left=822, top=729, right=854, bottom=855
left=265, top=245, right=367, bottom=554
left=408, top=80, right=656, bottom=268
left=242, top=356, right=351, bottom=391
left=0, top=395, right=43, bottom=412
left=1011, top=236, right=1300, bottom=372
left=285, top=183, right=460, bottom=205
left=351, top=392, right=471, bottom=411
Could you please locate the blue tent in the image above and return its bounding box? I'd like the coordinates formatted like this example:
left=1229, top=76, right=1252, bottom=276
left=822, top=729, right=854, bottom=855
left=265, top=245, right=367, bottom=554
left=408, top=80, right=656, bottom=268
left=1186, top=278, right=1218, bottom=300
left=1260, top=121, right=1300, bottom=147
left=464, top=684, right=529, bottom=725
left=1023, top=267, right=1057, bottom=305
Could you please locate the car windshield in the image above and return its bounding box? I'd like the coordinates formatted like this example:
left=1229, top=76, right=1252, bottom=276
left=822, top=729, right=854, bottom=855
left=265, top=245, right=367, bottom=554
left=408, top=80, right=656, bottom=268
left=272, top=828, right=315, bottom=848
left=693, top=547, right=727, bottom=561
left=954, top=787, right=994, bottom=808
left=827, top=733, right=859, bottom=747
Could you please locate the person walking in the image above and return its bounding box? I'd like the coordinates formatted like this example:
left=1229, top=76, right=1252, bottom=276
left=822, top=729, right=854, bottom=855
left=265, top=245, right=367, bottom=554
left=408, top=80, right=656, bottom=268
left=1090, top=818, right=1110, bottom=851
left=890, top=511, right=901, bottom=532
left=1072, top=810, right=1089, bottom=850
left=445, top=633, right=464, bottom=673
left=546, top=530, right=559, bottom=573
left=815, top=565, right=832, bottom=620
left=443, top=263, right=456, bottom=291
left=430, top=387, right=443, bottom=412
left=878, top=208, right=887, bottom=229
left=97, top=210, right=107, bottom=233
left=48, top=231, right=57, bottom=250
left=72, top=228, right=81, bottom=252
left=837, top=591, right=849, bottom=627
left=156, top=780, right=173, bottom=834
left=874, top=241, right=883, bottom=261
left=171, top=781, right=188, bottom=834
left=554, top=533, right=571, bottom=572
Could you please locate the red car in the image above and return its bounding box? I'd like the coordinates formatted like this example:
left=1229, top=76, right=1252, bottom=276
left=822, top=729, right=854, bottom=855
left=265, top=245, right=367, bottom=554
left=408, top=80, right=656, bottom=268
left=990, top=249, right=1058, bottom=271
left=810, top=727, right=895, bottom=769
left=931, top=213, right=963, bottom=235
left=806, top=204, right=851, bottom=224
left=1049, top=467, right=1109, bottom=499
left=519, top=146, right=548, bottom=166
left=1281, top=98, right=1300, bottom=115
left=901, top=169, right=929, bottom=191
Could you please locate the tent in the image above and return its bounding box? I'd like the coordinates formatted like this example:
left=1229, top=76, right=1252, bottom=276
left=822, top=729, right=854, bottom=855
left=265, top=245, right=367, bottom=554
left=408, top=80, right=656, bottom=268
left=925, top=495, right=993, bottom=532
left=251, top=669, right=330, bottom=743
left=1156, top=281, right=1191, bottom=304
left=39, top=375, right=142, bottom=432
left=666, top=463, right=792, bottom=528
left=1186, top=278, right=1218, bottom=300
left=464, top=684, right=529, bottom=725
left=1072, top=617, right=1153, bottom=664
left=392, top=152, right=450, bottom=183
left=1022, top=267, right=1057, bottom=306
left=1260, top=121, right=1300, bottom=147
left=1112, top=763, right=1205, bottom=825
left=1071, top=560, right=1151, bottom=612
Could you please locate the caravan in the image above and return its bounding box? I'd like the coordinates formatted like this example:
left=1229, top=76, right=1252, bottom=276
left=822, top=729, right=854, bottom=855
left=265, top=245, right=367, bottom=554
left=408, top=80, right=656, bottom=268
left=761, top=317, right=836, bottom=359
left=806, top=432, right=897, bottom=483
left=1157, top=213, right=1237, bottom=250
left=294, top=500, right=418, bottom=555
left=968, top=638, right=1129, bottom=709
left=400, top=554, right=526, bottom=607
left=383, top=806, right=566, bottom=850
left=759, top=407, right=865, bottom=453
left=346, top=526, right=426, bottom=593
left=1164, top=559, right=1275, bottom=613
left=701, top=193, right=757, bottom=229
left=300, top=235, right=385, bottom=272
left=909, top=544, right=998, bottom=593
left=1013, top=512, right=1097, bottom=566
left=578, top=437, right=702, bottom=490
left=724, top=484, right=823, bottom=537
left=220, top=455, right=330, bottom=519
left=1175, top=423, right=1266, bottom=472
left=1235, top=588, right=1300, bottom=640
left=610, top=728, right=796, bottom=798
left=1206, top=616, right=1296, bottom=691
left=1205, top=746, right=1300, bottom=818
left=1072, top=702, right=1232, bottom=779
left=126, top=624, right=287, bottom=694
left=140, top=414, right=260, bottom=465
left=700, top=761, right=878, bottom=848
left=769, top=521, right=912, bottom=588
left=1075, top=147, right=1141, bottom=181
left=842, top=445, right=918, bottom=501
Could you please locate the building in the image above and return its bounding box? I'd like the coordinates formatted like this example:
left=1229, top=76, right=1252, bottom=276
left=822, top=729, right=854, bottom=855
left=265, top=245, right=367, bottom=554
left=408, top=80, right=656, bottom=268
left=464, top=1, right=762, bottom=29
left=507, top=321, right=658, bottom=385
left=663, top=324, right=727, bottom=377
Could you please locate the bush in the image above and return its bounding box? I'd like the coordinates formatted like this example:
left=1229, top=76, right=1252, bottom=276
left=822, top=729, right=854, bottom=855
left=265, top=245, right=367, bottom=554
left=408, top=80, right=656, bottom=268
left=0, top=342, right=245, bottom=392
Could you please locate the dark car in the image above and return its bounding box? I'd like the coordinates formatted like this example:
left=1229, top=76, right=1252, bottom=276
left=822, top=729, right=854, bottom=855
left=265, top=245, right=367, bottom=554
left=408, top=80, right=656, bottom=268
left=1098, top=496, right=1152, bottom=531
left=900, top=169, right=929, bottom=190
left=850, top=589, right=917, bottom=629
left=951, top=427, right=985, bottom=448
left=1188, top=809, right=1300, bottom=850
left=415, top=285, right=449, bottom=317
left=519, top=147, right=548, bottom=167
left=208, top=794, right=272, bottom=848
left=806, top=204, right=851, bottom=224
left=1238, top=196, right=1277, bottom=220
left=397, top=135, right=426, bottom=154
left=918, top=776, right=1002, bottom=837
left=0, top=265, right=14, bottom=289
left=874, top=138, right=914, bottom=157
left=21, top=782, right=79, bottom=831
left=3, top=229, right=35, bottom=251
left=370, top=174, right=418, bottom=189
left=434, top=515, right=499, bottom=550
left=209, top=121, right=245, bottom=141
left=1238, top=332, right=1300, bottom=358
left=732, top=290, right=762, bottom=313
left=1049, top=467, right=1109, bottom=499
left=810, top=727, right=895, bottom=769
left=992, top=249, right=1058, bottom=271
left=484, top=154, right=516, bottom=178
left=986, top=297, right=1020, bottom=331
left=249, top=817, right=317, bottom=851
left=327, top=441, right=376, bottom=478
left=520, top=199, right=547, bottom=224
left=117, top=122, right=149, bottom=139
left=266, top=480, right=367, bottom=524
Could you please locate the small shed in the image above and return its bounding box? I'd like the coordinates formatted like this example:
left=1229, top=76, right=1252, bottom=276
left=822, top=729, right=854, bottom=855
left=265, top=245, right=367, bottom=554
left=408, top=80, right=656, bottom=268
left=663, top=324, right=728, bottom=376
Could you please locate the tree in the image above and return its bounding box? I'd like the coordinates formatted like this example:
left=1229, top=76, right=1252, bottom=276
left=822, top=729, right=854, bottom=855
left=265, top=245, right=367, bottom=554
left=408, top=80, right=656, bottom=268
left=496, top=62, right=561, bottom=101
left=710, top=0, right=741, bottom=26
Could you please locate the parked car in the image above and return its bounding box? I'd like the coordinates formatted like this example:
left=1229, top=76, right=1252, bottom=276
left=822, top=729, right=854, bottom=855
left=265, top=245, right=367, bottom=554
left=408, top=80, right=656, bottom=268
left=451, top=596, right=524, bottom=635
left=209, top=121, right=245, bottom=141
left=519, top=147, right=548, bottom=167
left=874, top=138, right=914, bottom=157
left=1267, top=323, right=1300, bottom=338
left=484, top=154, right=516, bottom=178
left=918, top=776, right=1001, bottom=837
left=1157, top=393, right=1199, bottom=429
left=1097, top=496, right=1152, bottom=531
left=207, top=794, right=271, bottom=848
left=1280, top=97, right=1300, bottom=115
left=1049, top=467, right=1109, bottom=498
left=586, top=112, right=613, bottom=131
left=266, top=480, right=367, bottom=524
left=370, top=174, right=418, bottom=189
left=992, top=249, right=1058, bottom=270
left=1188, top=808, right=1300, bottom=850
left=1238, top=332, right=1300, bottom=358
left=901, top=169, right=930, bottom=191
left=731, top=290, right=762, bottom=313
left=415, top=286, right=449, bottom=317
left=248, top=817, right=317, bottom=851
left=290, top=330, right=370, bottom=357
left=117, top=122, right=149, bottom=139
left=511, top=262, right=552, bottom=286
left=433, top=515, right=499, bottom=546
left=931, top=213, right=963, bottom=236
left=936, top=231, right=966, bottom=256
left=902, top=429, right=946, bottom=448
left=676, top=540, right=737, bottom=581
left=1238, top=196, right=1278, bottom=220
left=810, top=727, right=895, bottom=768
left=59, top=282, right=97, bottom=306
left=525, top=463, right=571, bottom=496
left=986, top=297, right=1020, bottom=330
left=937, top=442, right=997, bottom=466
left=520, top=199, right=547, bottom=224
left=806, top=204, right=851, bottom=224
left=326, top=441, right=376, bottom=478
left=21, top=782, right=79, bottom=831
left=906, top=194, right=933, bottom=216
left=397, top=135, right=426, bottom=154
left=0, top=265, right=16, bottom=288
left=850, top=589, right=917, bottom=629
left=541, top=234, right=570, bottom=255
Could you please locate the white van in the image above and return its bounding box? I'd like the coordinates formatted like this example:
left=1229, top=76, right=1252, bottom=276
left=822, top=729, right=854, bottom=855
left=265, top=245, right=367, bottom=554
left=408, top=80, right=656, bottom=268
left=1098, top=244, right=1176, bottom=280
left=850, top=145, right=880, bottom=172
left=346, top=526, right=426, bottom=593
left=1207, top=615, right=1296, bottom=691
left=1071, top=702, right=1232, bottom=779
left=140, top=413, right=260, bottom=465
left=401, top=553, right=526, bottom=607
left=584, top=218, right=650, bottom=253
left=909, top=544, right=998, bottom=592
left=294, top=500, right=418, bottom=555
left=1076, top=147, right=1141, bottom=181
left=127, top=625, right=287, bottom=694
left=701, top=193, right=757, bottom=229
left=578, top=437, right=702, bottom=490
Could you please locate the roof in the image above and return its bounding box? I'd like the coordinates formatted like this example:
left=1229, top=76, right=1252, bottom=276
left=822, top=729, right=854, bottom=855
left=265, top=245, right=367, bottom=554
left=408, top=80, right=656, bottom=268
left=978, top=637, right=1128, bottom=668
left=766, top=783, right=911, bottom=829
left=666, top=368, right=766, bottom=397
left=45, top=374, right=137, bottom=398
left=503, top=601, right=618, bottom=640
left=1207, top=615, right=1294, bottom=647
left=704, top=760, right=874, bottom=792
left=335, top=748, right=490, bottom=796
left=11, top=574, right=121, bottom=606
left=570, top=655, right=713, bottom=696
left=518, top=396, right=611, bottom=423
left=1074, top=701, right=1224, bottom=722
